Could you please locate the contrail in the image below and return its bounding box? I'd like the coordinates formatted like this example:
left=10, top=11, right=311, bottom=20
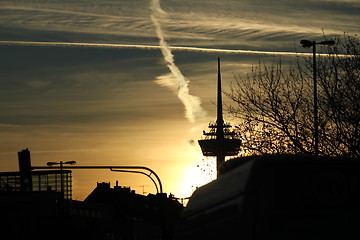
left=150, top=0, right=207, bottom=122
left=0, top=40, right=347, bottom=58
left=0, top=40, right=161, bottom=50
left=0, top=40, right=327, bottom=57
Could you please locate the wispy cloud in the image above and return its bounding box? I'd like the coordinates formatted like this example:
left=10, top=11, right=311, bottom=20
left=0, top=1, right=153, bottom=39
left=0, top=123, right=21, bottom=128
left=150, top=0, right=207, bottom=122
left=0, top=0, right=358, bottom=50
left=159, top=0, right=359, bottom=48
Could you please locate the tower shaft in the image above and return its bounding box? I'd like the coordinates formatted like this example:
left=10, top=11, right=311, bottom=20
left=216, top=58, right=225, bottom=176
left=198, top=58, right=241, bottom=178
left=216, top=57, right=224, bottom=140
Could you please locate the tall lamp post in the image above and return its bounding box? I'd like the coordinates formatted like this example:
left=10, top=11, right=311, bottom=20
left=47, top=161, right=76, bottom=197
left=300, top=39, right=335, bottom=154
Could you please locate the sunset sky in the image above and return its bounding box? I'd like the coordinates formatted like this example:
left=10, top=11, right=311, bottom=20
left=0, top=0, right=359, bottom=199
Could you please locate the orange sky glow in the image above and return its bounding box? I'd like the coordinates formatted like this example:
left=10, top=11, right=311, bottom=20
left=0, top=0, right=359, bottom=200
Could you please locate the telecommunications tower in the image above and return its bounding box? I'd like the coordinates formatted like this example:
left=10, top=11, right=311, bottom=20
left=198, top=58, right=241, bottom=178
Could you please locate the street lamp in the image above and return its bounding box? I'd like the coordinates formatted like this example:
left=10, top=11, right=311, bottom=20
left=300, top=39, right=335, bottom=154
left=33, top=165, right=163, bottom=194
left=47, top=161, right=76, bottom=197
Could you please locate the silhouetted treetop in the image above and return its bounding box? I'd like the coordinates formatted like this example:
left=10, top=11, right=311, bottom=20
left=226, top=33, right=360, bottom=157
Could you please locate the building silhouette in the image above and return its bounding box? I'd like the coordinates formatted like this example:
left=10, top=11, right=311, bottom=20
left=0, top=149, right=183, bottom=240
left=72, top=182, right=182, bottom=239
left=0, top=169, right=72, bottom=199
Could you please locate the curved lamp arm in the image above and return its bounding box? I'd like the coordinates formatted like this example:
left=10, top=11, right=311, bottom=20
left=109, top=168, right=159, bottom=193
left=32, top=165, right=163, bottom=194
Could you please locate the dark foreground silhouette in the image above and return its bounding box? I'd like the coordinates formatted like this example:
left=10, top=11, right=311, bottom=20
left=2, top=153, right=359, bottom=239
left=0, top=182, right=182, bottom=240
left=175, top=154, right=360, bottom=240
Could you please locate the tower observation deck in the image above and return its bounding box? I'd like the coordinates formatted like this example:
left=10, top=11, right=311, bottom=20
left=198, top=58, right=241, bottom=178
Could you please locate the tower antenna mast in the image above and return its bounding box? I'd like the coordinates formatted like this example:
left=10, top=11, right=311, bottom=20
left=198, top=58, right=241, bottom=178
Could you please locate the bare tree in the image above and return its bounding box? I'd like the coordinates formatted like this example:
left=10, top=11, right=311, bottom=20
left=226, top=33, right=360, bottom=157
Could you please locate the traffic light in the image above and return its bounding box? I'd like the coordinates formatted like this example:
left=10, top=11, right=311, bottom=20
left=18, top=148, right=33, bottom=191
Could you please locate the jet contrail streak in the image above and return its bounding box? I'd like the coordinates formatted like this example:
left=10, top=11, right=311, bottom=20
left=0, top=40, right=160, bottom=50
left=0, top=40, right=317, bottom=57
left=1, top=40, right=348, bottom=58
left=150, top=0, right=207, bottom=122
